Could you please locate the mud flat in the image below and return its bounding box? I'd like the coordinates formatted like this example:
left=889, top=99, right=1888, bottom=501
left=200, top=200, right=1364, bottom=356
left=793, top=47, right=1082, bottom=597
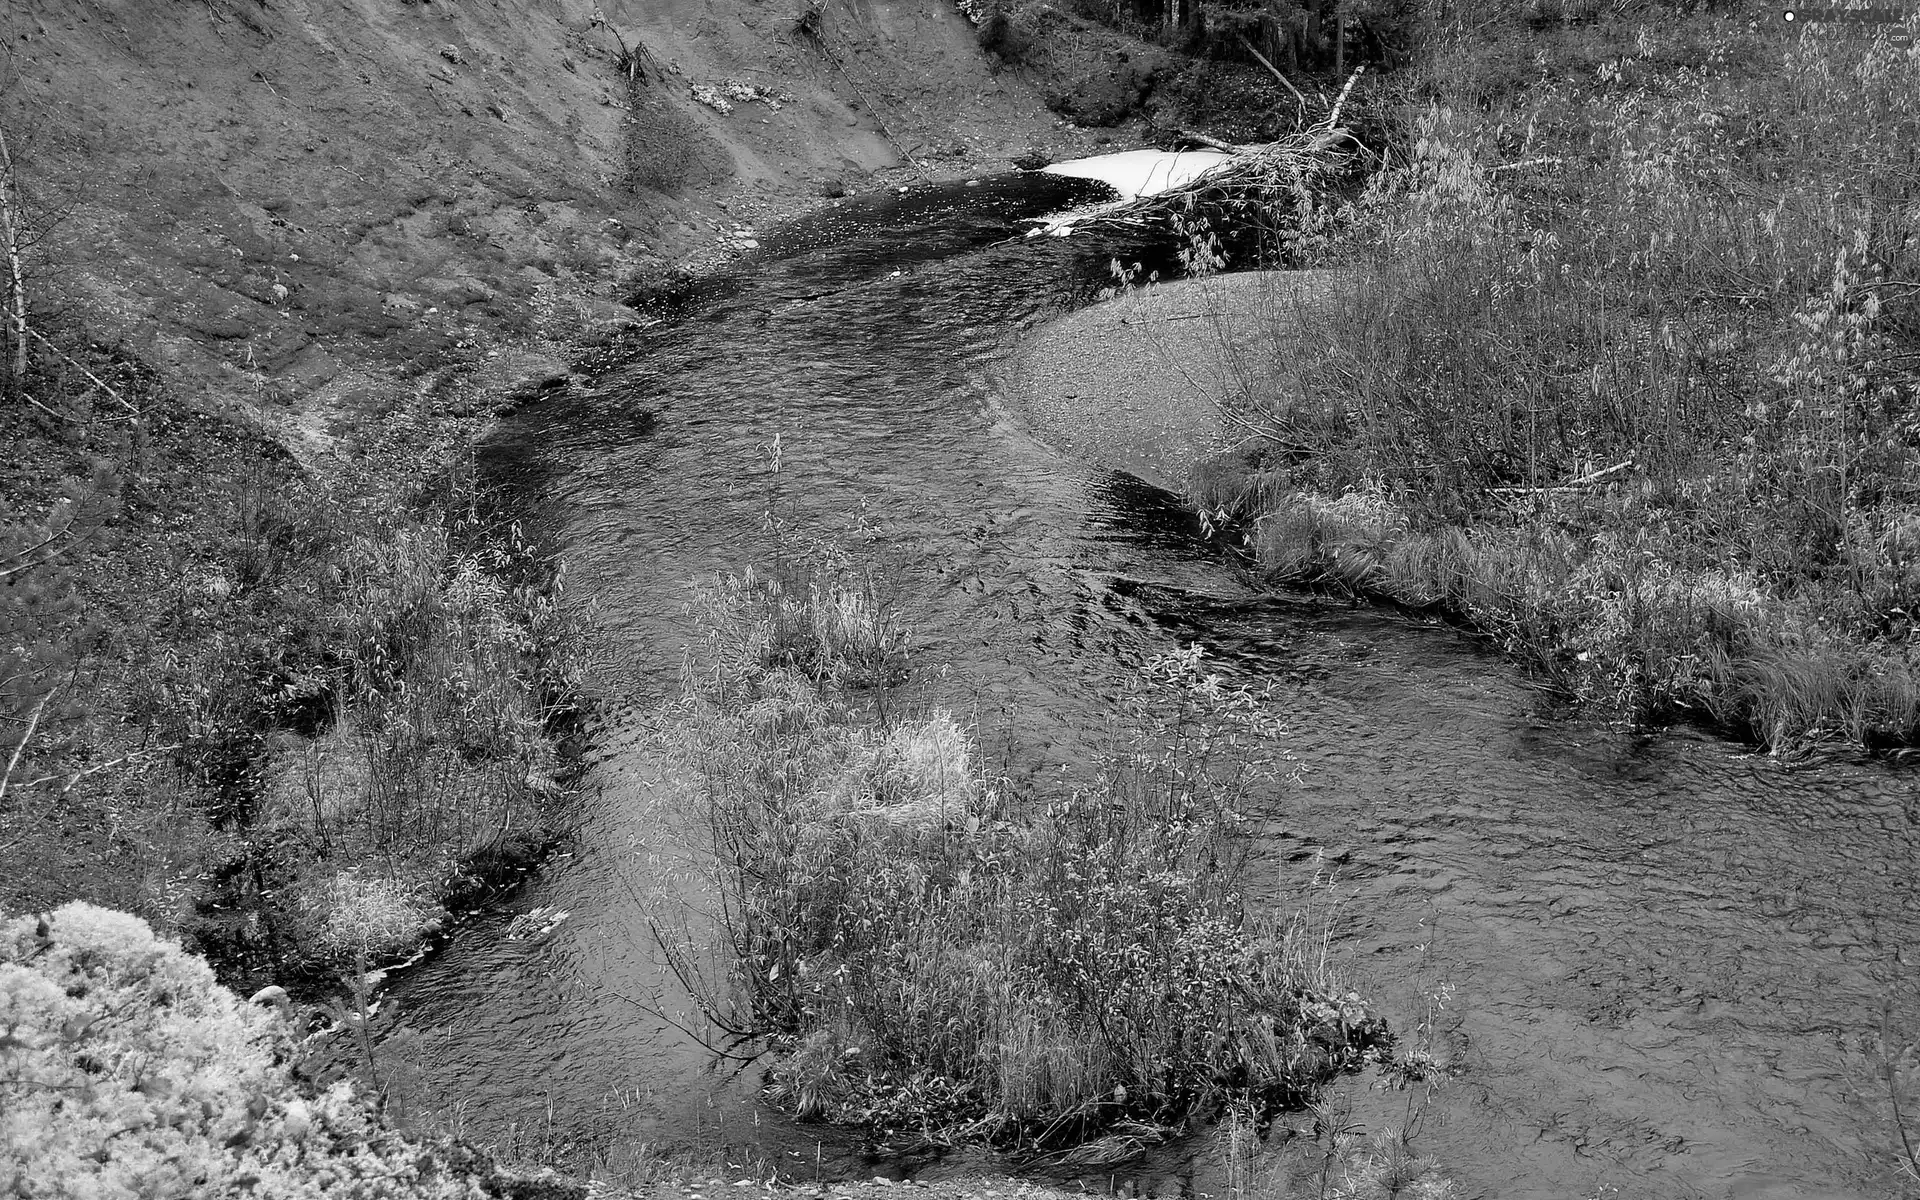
left=1000, top=270, right=1343, bottom=491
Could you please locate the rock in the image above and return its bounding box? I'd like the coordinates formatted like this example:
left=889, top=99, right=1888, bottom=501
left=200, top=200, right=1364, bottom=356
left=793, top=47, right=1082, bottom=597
left=180, top=310, right=255, bottom=340
left=269, top=341, right=343, bottom=392
left=381, top=292, right=421, bottom=320
left=501, top=356, right=572, bottom=408
left=419, top=276, right=495, bottom=306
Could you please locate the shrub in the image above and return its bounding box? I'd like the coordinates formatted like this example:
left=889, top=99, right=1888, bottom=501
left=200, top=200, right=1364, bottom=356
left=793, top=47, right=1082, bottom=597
left=0, top=902, right=495, bottom=1198
left=1216, top=1100, right=1463, bottom=1200
left=114, top=474, right=588, bottom=982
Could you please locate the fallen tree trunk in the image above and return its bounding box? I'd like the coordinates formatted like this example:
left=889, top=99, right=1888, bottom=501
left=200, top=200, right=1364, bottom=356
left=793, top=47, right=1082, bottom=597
left=1026, top=69, right=1368, bottom=241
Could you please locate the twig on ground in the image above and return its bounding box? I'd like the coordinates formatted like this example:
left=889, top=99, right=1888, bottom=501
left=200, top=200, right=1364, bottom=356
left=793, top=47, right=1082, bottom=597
left=16, top=745, right=184, bottom=795
left=24, top=328, right=139, bottom=413
left=1487, top=156, right=1566, bottom=174
left=0, top=687, right=58, bottom=807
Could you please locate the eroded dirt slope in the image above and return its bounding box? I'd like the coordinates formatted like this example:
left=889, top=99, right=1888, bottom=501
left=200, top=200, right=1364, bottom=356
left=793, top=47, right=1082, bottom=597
left=3, top=0, right=1131, bottom=449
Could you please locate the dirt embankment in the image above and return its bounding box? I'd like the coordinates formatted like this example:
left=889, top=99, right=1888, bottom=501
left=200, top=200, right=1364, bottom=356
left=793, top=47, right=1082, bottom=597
left=3, top=0, right=1179, bottom=457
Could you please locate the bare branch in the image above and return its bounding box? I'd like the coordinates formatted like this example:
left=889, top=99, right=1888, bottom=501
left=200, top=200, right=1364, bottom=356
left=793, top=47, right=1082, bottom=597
left=16, top=745, right=184, bottom=795
left=1326, top=66, right=1365, bottom=129
left=0, top=686, right=59, bottom=808
left=1238, top=35, right=1309, bottom=127
left=1485, top=459, right=1636, bottom=498
left=0, top=524, right=97, bottom=580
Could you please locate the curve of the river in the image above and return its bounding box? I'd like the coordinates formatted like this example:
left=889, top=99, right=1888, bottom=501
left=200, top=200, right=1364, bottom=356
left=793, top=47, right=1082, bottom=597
left=381, top=174, right=1919, bottom=1200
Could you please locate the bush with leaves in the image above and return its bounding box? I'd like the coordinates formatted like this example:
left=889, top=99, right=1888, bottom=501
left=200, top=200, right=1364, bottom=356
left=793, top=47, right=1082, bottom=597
left=0, top=901, right=503, bottom=1198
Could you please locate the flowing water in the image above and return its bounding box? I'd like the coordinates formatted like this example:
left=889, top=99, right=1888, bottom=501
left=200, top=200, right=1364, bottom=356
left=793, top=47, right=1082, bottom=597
left=381, top=174, right=1920, bottom=1200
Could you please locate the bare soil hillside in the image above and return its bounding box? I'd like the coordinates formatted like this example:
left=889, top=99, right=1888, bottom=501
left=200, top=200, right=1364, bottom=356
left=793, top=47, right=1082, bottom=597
left=3, top=0, right=1151, bottom=448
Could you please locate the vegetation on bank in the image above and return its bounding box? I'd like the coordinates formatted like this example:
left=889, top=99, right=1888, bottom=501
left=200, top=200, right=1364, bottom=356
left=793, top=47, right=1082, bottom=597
left=0, top=905, right=1444, bottom=1200
left=0, top=351, right=585, bottom=989
left=1185, top=5, right=1920, bottom=753
left=640, top=558, right=1394, bottom=1157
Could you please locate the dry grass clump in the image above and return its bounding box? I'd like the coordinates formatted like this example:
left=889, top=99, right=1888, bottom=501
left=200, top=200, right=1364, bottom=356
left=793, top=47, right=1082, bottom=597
left=1216, top=1099, right=1463, bottom=1200
left=644, top=566, right=1386, bottom=1153
left=689, top=559, right=910, bottom=691
left=1201, top=9, right=1920, bottom=752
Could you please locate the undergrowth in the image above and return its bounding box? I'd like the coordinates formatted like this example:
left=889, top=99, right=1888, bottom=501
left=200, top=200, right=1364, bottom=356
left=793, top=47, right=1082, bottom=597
left=1197, top=5, right=1920, bottom=754
left=1, top=355, right=587, bottom=989
left=176, top=470, right=586, bottom=982
left=636, top=556, right=1390, bottom=1157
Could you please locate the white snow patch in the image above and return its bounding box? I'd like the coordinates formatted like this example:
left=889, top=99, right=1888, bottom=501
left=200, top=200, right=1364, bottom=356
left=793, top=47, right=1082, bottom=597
left=1041, top=148, right=1231, bottom=200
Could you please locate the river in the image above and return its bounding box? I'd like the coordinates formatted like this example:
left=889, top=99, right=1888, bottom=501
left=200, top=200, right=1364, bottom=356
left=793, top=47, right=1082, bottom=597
left=379, top=171, right=1919, bottom=1200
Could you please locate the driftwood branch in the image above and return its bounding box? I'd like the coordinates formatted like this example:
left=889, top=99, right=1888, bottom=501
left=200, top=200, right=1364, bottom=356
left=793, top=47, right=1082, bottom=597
left=1485, top=459, right=1635, bottom=497
left=1326, top=65, right=1363, bottom=129
left=1169, top=127, right=1246, bottom=153
left=25, top=327, right=138, bottom=413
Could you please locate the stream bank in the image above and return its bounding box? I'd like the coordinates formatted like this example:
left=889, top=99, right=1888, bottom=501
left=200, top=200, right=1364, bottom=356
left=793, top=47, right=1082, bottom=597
left=375, top=172, right=1918, bottom=1200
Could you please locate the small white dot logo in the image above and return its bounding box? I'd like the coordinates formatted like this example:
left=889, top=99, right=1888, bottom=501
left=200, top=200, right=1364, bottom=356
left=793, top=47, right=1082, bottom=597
left=1782, top=7, right=1795, bottom=18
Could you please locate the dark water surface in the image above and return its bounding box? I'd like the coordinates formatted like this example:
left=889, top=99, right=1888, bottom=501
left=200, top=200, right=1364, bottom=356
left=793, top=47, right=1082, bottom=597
left=382, top=175, right=1919, bottom=1200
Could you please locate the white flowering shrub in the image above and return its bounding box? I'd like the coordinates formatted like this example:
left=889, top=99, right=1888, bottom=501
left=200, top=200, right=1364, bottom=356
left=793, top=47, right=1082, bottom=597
left=1, top=903, right=490, bottom=1199
left=689, top=83, right=734, bottom=114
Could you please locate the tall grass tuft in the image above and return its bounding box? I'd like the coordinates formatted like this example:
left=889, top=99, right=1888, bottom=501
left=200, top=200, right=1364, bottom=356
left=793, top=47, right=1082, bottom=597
left=1215, top=1098, right=1463, bottom=1200
left=642, top=565, right=1386, bottom=1152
